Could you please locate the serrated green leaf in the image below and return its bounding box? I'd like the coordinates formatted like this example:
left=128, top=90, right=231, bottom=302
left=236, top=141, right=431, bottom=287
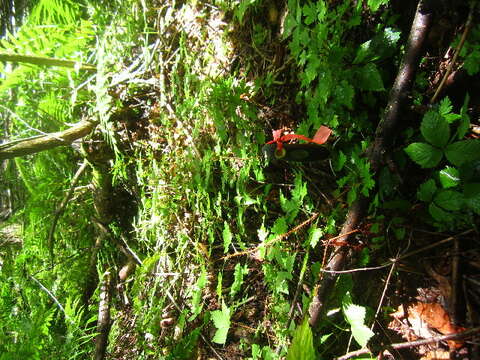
left=457, top=94, right=471, bottom=139
left=308, top=226, right=323, bottom=248
left=355, top=63, right=384, bottom=91
left=351, top=324, right=375, bottom=348
left=316, top=70, right=333, bottom=101
left=316, top=2, right=327, bottom=21
left=334, top=80, right=355, bottom=108
left=286, top=318, right=316, bottom=360
left=405, top=142, right=443, bottom=168
left=230, top=263, right=249, bottom=298
left=302, top=3, right=316, bottom=25
left=222, top=222, right=232, bottom=254
left=439, top=97, right=453, bottom=117
left=353, top=27, right=400, bottom=64
left=347, top=187, right=357, bottom=204
left=211, top=301, right=231, bottom=344
left=336, top=150, right=347, bottom=171
left=434, top=190, right=463, bottom=211
left=190, top=268, right=207, bottom=319
left=271, top=216, right=288, bottom=236
left=429, top=202, right=450, bottom=222
left=292, top=172, right=308, bottom=201
left=421, top=110, right=450, bottom=148
left=304, top=54, right=320, bottom=85
left=342, top=293, right=374, bottom=347
left=445, top=140, right=480, bottom=166
left=464, top=183, right=480, bottom=214
left=439, top=166, right=460, bottom=188
left=417, top=179, right=437, bottom=202
left=282, top=12, right=297, bottom=39
left=275, top=271, right=292, bottom=294
left=444, top=113, right=461, bottom=123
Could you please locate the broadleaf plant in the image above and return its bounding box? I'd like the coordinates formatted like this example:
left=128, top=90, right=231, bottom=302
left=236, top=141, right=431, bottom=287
left=405, top=96, right=480, bottom=227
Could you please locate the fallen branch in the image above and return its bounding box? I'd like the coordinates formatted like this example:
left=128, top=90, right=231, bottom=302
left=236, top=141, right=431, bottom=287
left=320, top=228, right=474, bottom=274
left=95, top=271, right=112, bottom=360
left=0, top=120, right=98, bottom=160
left=218, top=212, right=320, bottom=262
left=335, top=326, right=480, bottom=360
left=308, top=0, right=434, bottom=328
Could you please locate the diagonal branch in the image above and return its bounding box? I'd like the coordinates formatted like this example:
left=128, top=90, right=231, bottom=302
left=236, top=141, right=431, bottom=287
left=0, top=120, right=98, bottom=160
left=308, top=0, right=435, bottom=328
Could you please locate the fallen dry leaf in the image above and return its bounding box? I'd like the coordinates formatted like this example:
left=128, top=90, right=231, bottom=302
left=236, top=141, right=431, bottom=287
left=390, top=302, right=465, bottom=349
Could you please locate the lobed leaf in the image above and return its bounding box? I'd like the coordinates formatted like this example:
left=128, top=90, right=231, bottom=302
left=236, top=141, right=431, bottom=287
left=421, top=110, right=450, bottom=148
left=434, top=190, right=463, bottom=211
left=464, top=183, right=480, bottom=214
left=439, top=166, right=460, bottom=188
left=211, top=302, right=231, bottom=345
left=445, top=140, right=480, bottom=166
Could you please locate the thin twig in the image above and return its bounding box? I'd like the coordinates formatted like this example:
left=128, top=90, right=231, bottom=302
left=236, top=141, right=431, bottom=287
left=320, top=228, right=474, bottom=274
left=218, top=212, right=320, bottom=262
left=430, top=1, right=476, bottom=103
left=0, top=104, right=66, bottom=142
left=335, top=326, right=480, bottom=360
left=29, top=274, right=65, bottom=313
left=371, top=258, right=397, bottom=332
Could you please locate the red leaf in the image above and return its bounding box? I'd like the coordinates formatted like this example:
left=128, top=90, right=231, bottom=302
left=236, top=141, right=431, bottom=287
left=272, top=129, right=283, bottom=141
left=313, top=125, right=332, bottom=144
left=266, top=125, right=332, bottom=151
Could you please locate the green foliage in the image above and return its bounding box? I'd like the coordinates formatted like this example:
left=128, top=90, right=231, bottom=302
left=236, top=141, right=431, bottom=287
left=286, top=318, right=316, bottom=360
left=211, top=301, right=232, bottom=345
left=353, top=27, right=401, bottom=64
left=459, top=24, right=480, bottom=75
left=342, top=292, right=374, bottom=348
left=230, top=263, right=249, bottom=298
left=11, top=0, right=479, bottom=358
left=405, top=97, right=480, bottom=227
left=367, top=0, right=390, bottom=12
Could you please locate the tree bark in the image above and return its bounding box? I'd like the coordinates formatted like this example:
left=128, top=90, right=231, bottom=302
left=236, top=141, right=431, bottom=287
left=308, top=0, right=434, bottom=328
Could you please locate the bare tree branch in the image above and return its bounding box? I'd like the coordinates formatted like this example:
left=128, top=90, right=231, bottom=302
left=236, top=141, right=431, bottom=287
left=0, top=120, right=98, bottom=160
left=308, top=0, right=435, bottom=328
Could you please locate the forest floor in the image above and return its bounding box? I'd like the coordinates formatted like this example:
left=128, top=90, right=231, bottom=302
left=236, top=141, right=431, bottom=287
left=100, top=1, right=480, bottom=359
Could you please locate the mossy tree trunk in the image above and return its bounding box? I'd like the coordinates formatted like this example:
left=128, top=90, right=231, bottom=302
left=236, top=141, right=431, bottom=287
left=0, top=120, right=97, bottom=160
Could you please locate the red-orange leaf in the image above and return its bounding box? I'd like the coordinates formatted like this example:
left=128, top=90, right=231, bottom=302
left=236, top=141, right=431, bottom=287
left=313, top=125, right=332, bottom=144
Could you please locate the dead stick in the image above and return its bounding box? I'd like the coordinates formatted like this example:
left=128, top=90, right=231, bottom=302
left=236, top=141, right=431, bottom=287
left=218, top=212, right=319, bottom=261
left=308, top=0, right=434, bottom=328
left=335, top=326, right=480, bottom=360
left=430, top=2, right=476, bottom=103
left=320, top=228, right=474, bottom=274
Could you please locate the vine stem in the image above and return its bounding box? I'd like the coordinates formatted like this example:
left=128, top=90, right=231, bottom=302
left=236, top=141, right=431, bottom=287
left=430, top=1, right=477, bottom=104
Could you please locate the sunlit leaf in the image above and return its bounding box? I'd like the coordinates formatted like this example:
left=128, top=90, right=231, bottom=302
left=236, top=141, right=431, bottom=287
left=342, top=292, right=374, bottom=347
left=404, top=142, right=443, bottom=168
left=286, top=318, right=316, bottom=360
left=211, top=301, right=231, bottom=345
left=439, top=167, right=460, bottom=188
